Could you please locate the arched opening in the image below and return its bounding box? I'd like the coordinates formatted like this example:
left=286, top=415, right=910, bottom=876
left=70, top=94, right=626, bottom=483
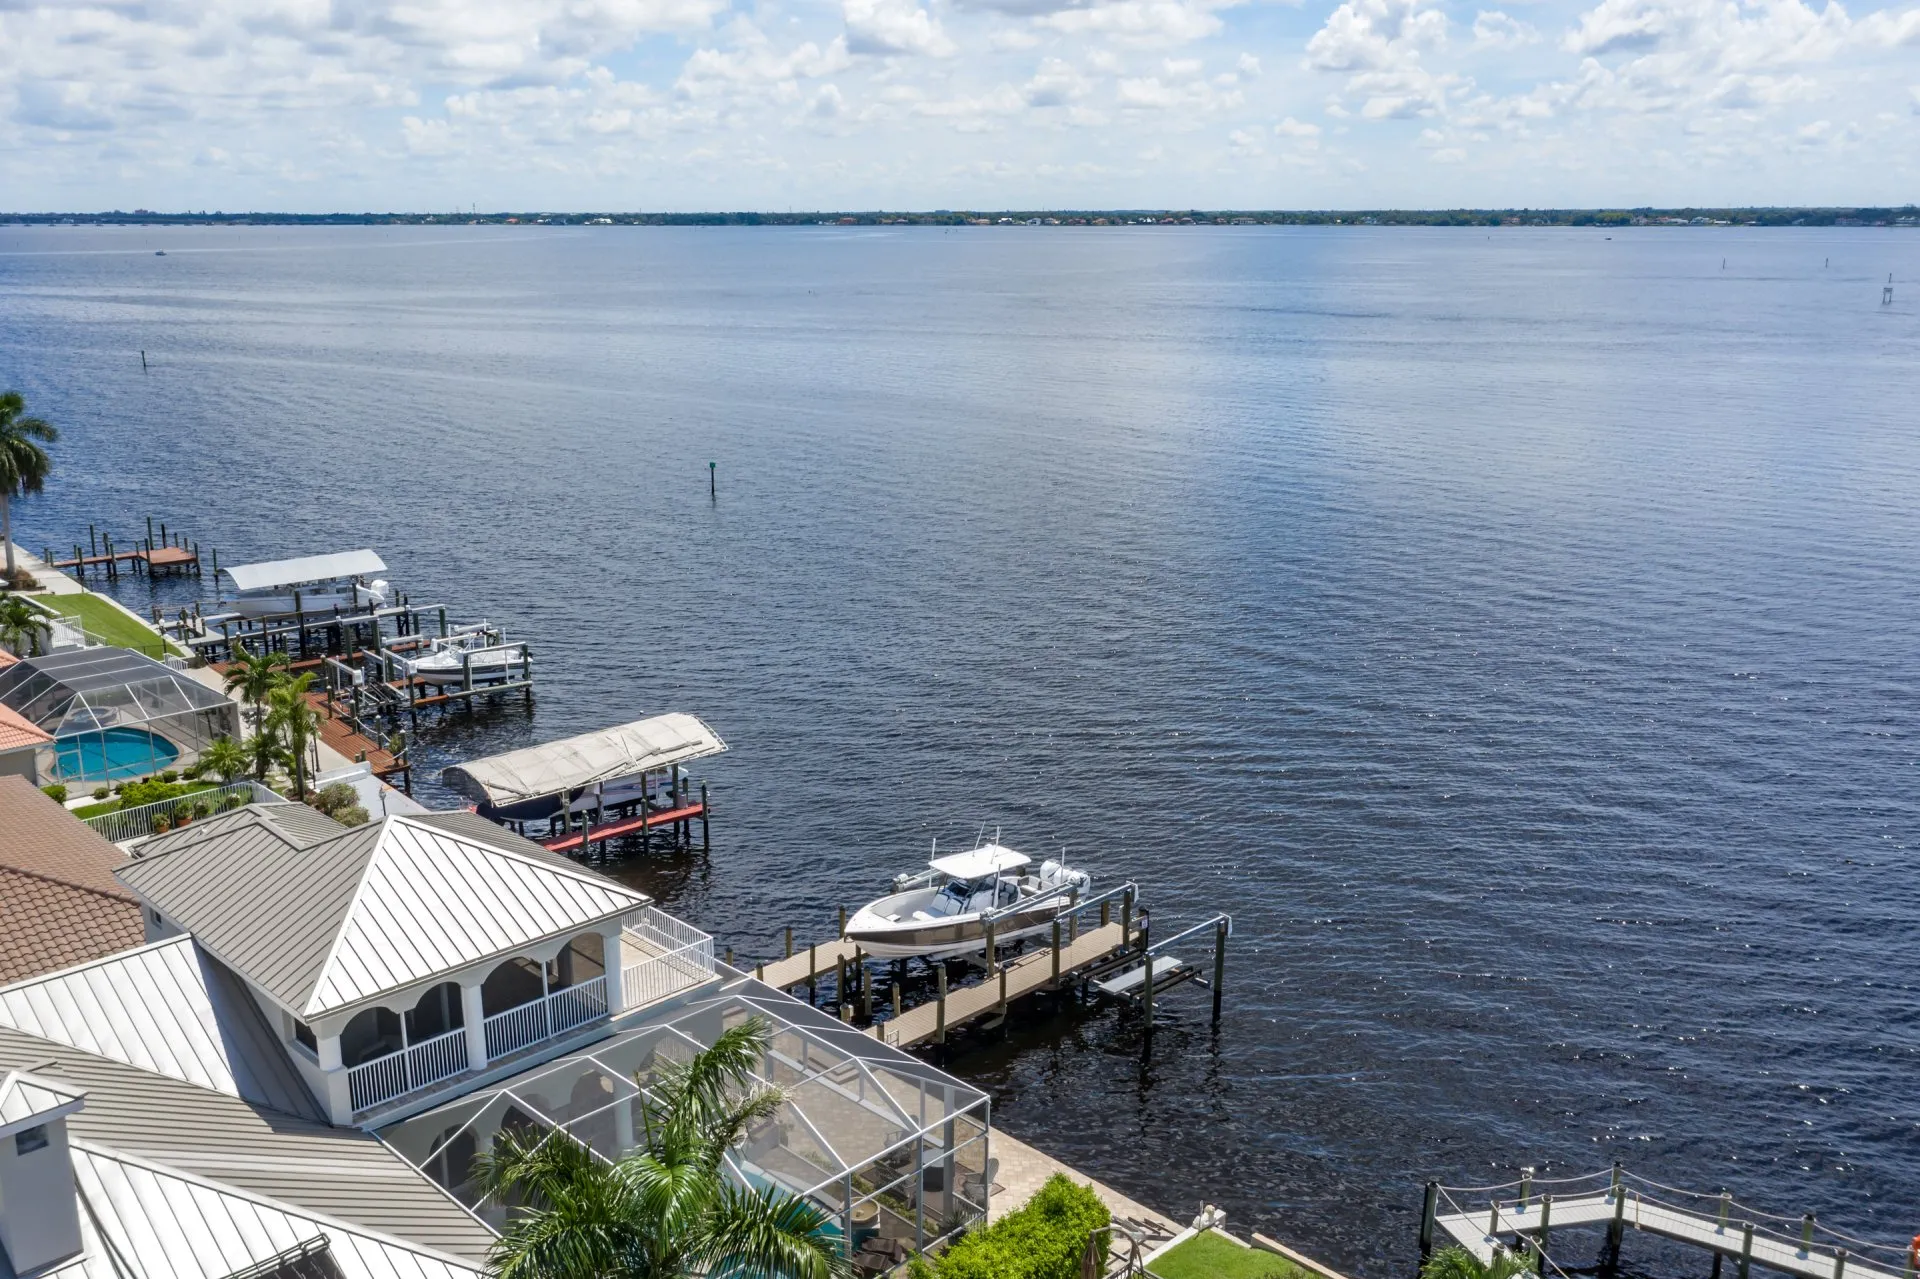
left=340, top=1005, right=403, bottom=1067
left=548, top=932, right=606, bottom=992
left=426, top=1125, right=479, bottom=1195
left=482, top=957, right=547, bottom=1017
left=405, top=981, right=465, bottom=1043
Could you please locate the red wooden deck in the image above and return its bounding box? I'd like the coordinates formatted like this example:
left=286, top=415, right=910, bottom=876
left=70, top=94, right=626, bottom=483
left=542, top=802, right=705, bottom=852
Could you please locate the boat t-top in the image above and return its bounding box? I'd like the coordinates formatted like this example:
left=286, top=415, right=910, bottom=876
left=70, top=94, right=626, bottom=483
left=221, top=549, right=392, bottom=620
left=844, top=836, right=1091, bottom=961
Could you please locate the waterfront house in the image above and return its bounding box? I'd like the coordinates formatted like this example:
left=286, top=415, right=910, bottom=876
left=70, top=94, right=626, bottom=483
left=0, top=801, right=991, bottom=1276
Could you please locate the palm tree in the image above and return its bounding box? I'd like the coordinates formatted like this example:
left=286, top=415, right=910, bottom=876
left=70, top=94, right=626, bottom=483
left=477, top=1018, right=850, bottom=1279
left=0, top=596, right=49, bottom=657
left=196, top=735, right=248, bottom=785
left=265, top=672, right=322, bottom=800
left=0, top=392, right=57, bottom=584
left=1422, top=1245, right=1541, bottom=1279
left=222, top=647, right=288, bottom=738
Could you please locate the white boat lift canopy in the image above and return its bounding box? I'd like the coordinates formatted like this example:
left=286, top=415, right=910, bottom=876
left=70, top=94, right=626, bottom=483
left=930, top=844, right=1030, bottom=880
left=443, top=713, right=727, bottom=806
left=224, top=549, right=386, bottom=592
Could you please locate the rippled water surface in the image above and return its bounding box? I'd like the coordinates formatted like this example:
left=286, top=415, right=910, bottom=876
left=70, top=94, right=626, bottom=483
left=4, top=224, right=1918, bottom=1276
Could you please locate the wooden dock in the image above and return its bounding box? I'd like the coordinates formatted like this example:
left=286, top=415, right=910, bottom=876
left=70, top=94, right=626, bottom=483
left=541, top=800, right=708, bottom=854
left=1425, top=1168, right=1915, bottom=1279
left=305, top=687, right=409, bottom=786
left=48, top=517, right=205, bottom=580
left=879, top=922, right=1125, bottom=1048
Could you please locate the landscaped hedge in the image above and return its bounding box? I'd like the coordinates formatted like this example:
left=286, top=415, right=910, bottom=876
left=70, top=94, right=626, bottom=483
left=916, top=1174, right=1110, bottom=1279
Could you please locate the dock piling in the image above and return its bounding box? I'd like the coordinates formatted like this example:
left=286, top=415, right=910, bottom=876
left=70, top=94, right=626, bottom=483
left=1835, top=1250, right=1848, bottom=1279
left=1051, top=920, right=1062, bottom=985
left=1740, top=1223, right=1755, bottom=1279
left=1539, top=1195, right=1552, bottom=1273
left=983, top=919, right=997, bottom=975
left=807, top=947, right=817, bottom=1005
left=1520, top=1168, right=1533, bottom=1210
left=1420, top=1183, right=1439, bottom=1258
left=1212, top=918, right=1228, bottom=1024
left=839, top=906, right=847, bottom=938
left=709, top=461, right=716, bottom=500
left=700, top=782, right=710, bottom=852
left=785, top=926, right=794, bottom=959
left=1802, top=1216, right=1815, bottom=1256
left=935, top=966, right=947, bottom=1045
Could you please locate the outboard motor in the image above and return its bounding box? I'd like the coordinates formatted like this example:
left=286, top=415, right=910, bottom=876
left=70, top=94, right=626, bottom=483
left=1039, top=860, right=1091, bottom=891
left=361, top=578, right=392, bottom=609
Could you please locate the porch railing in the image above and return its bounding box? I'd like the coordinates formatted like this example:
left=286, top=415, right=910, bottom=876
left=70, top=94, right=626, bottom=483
left=483, top=975, right=608, bottom=1061
left=622, top=911, right=717, bottom=1011
left=87, top=780, right=280, bottom=845
left=346, top=1025, right=471, bottom=1113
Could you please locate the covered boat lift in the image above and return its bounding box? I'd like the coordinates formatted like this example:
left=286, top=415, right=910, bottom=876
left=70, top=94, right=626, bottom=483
left=442, top=713, right=726, bottom=857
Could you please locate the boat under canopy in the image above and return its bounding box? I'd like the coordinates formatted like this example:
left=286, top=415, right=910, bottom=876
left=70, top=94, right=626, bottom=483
left=442, top=713, right=727, bottom=821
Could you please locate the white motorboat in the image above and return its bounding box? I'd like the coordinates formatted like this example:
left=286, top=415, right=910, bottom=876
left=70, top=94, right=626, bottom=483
left=223, top=549, right=393, bottom=620
left=844, top=840, right=1090, bottom=961
left=403, top=625, right=522, bottom=686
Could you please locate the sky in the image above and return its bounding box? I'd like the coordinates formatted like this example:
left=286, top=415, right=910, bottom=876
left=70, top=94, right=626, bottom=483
left=1, top=0, right=1917, bottom=211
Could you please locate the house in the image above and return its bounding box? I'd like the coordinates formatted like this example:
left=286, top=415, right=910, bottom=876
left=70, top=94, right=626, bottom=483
left=0, top=804, right=991, bottom=1276
left=0, top=777, right=145, bottom=985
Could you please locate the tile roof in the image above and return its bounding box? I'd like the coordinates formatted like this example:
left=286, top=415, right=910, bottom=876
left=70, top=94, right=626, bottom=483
left=0, top=778, right=145, bottom=986
left=0, top=702, right=50, bottom=752
left=0, top=936, right=323, bottom=1120
left=117, top=814, right=649, bottom=1019
left=0, top=1025, right=494, bottom=1263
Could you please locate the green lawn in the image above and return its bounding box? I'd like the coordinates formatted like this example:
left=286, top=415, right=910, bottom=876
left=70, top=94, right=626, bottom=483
left=1150, top=1231, right=1317, bottom=1279
left=43, top=592, right=183, bottom=657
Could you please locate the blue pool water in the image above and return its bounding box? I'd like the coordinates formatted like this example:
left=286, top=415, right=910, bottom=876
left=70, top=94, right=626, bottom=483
left=56, top=727, right=180, bottom=783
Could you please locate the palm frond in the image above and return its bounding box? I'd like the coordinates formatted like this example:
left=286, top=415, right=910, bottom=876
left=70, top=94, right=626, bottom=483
left=695, top=1180, right=853, bottom=1279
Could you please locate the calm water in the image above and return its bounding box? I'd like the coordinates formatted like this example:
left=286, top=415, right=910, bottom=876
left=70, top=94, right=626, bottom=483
left=4, top=225, right=1918, bottom=1275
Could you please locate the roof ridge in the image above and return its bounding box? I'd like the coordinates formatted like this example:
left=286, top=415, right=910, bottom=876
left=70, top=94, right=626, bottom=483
left=67, top=1137, right=488, bottom=1273
left=300, top=817, right=397, bottom=1018
left=0, top=934, right=187, bottom=996
left=0, top=860, right=140, bottom=905
left=394, top=813, right=647, bottom=900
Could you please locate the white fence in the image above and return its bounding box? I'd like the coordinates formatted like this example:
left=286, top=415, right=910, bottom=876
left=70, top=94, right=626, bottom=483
left=346, top=1026, right=471, bottom=1113
left=483, top=975, right=609, bottom=1061
left=86, top=781, right=279, bottom=845
left=622, top=909, right=717, bottom=1011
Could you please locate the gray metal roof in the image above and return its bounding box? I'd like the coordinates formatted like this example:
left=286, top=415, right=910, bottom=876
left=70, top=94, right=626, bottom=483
left=68, top=1141, right=482, bottom=1279
left=0, top=936, right=323, bottom=1120
left=118, top=814, right=649, bottom=1019
left=134, top=802, right=345, bottom=860
left=0, top=1025, right=494, bottom=1262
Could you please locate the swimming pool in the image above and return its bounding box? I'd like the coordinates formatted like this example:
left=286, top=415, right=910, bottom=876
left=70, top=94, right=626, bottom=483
left=55, top=728, right=180, bottom=783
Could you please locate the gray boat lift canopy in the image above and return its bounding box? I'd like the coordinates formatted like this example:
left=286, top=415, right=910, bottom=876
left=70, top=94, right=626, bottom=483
left=442, top=714, right=727, bottom=807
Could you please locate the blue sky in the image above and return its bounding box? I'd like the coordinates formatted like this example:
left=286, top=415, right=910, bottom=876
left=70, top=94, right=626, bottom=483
left=1, top=0, right=1916, bottom=210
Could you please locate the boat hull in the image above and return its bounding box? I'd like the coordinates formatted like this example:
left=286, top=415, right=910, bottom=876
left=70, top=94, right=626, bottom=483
left=845, top=901, right=1071, bottom=960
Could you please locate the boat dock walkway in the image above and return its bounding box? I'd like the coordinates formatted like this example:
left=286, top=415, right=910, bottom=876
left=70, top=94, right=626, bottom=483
left=878, top=921, right=1125, bottom=1048
left=1424, top=1166, right=1914, bottom=1279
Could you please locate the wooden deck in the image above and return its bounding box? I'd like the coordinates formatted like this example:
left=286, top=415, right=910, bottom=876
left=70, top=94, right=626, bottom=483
left=52, top=545, right=198, bottom=570
left=1435, top=1188, right=1907, bottom=1279
left=757, top=939, right=863, bottom=990
left=306, top=689, right=405, bottom=778
left=880, top=923, right=1125, bottom=1048
left=542, top=802, right=706, bottom=853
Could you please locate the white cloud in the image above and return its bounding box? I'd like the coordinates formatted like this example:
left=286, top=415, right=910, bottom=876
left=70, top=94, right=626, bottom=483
left=1472, top=10, right=1539, bottom=47
left=843, top=0, right=957, bottom=56
left=1275, top=114, right=1322, bottom=135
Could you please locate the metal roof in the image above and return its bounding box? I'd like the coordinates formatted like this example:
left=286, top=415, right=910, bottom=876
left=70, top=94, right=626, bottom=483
left=930, top=844, right=1031, bottom=879
left=441, top=714, right=727, bottom=807
left=0, top=936, right=323, bottom=1120
left=117, top=814, right=650, bottom=1019
left=68, top=1142, right=482, bottom=1279
left=0, top=1024, right=494, bottom=1262
left=224, top=550, right=387, bottom=594
left=134, top=802, right=345, bottom=860
left=0, top=1069, right=85, bottom=1131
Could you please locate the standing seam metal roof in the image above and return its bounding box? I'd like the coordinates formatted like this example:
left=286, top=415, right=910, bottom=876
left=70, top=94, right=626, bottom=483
left=0, top=1025, right=494, bottom=1262
left=0, top=936, right=323, bottom=1121
left=117, top=815, right=649, bottom=1019
left=134, top=803, right=346, bottom=860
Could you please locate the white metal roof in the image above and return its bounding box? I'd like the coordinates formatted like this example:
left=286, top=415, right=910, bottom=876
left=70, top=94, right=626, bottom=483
left=224, top=549, right=387, bottom=593
left=0, top=1069, right=85, bottom=1133
left=442, top=713, right=728, bottom=806
left=0, top=936, right=322, bottom=1117
left=68, top=1141, right=482, bottom=1279
left=118, top=814, right=652, bottom=1018
left=930, top=844, right=1030, bottom=879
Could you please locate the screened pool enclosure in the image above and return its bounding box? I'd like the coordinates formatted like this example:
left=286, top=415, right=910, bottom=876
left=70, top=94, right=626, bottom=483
left=382, top=984, right=992, bottom=1258
left=0, top=648, right=240, bottom=784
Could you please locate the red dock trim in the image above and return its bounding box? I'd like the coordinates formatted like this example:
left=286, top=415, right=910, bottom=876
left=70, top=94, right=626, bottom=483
left=542, top=802, right=706, bottom=852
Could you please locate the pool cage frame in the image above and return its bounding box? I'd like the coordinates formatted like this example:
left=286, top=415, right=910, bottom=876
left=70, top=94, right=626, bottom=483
left=0, top=647, right=240, bottom=785
left=380, top=979, right=993, bottom=1262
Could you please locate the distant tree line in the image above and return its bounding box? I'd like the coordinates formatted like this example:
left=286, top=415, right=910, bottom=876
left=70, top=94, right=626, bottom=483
left=4, top=206, right=1915, bottom=227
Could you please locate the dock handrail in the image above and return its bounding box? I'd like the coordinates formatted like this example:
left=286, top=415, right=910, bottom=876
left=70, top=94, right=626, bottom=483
left=1137, top=912, right=1234, bottom=957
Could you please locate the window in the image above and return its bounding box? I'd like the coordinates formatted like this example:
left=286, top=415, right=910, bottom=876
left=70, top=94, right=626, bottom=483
left=293, top=1019, right=317, bottom=1054
left=16, top=1125, right=48, bottom=1154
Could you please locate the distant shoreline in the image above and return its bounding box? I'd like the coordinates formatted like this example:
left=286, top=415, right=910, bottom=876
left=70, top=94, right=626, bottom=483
left=3, top=206, right=1917, bottom=228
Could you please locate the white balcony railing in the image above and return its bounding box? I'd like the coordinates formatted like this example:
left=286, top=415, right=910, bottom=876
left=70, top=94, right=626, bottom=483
left=482, top=975, right=608, bottom=1061
left=346, top=1025, right=470, bottom=1113
left=622, top=912, right=716, bottom=1011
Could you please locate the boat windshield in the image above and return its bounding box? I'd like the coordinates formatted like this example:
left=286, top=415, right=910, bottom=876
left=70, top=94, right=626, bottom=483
left=926, top=875, right=1018, bottom=917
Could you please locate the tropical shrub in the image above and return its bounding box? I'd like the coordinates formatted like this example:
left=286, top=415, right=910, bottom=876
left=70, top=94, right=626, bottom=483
left=333, top=804, right=371, bottom=826
left=119, top=777, right=188, bottom=809
left=311, top=781, right=360, bottom=817
left=40, top=783, right=67, bottom=803
left=159, top=769, right=178, bottom=784
left=919, top=1175, right=1108, bottom=1279
left=92, top=786, right=110, bottom=800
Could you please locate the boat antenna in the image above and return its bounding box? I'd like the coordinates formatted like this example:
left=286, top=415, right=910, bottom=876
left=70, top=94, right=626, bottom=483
left=975, top=822, right=987, bottom=848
